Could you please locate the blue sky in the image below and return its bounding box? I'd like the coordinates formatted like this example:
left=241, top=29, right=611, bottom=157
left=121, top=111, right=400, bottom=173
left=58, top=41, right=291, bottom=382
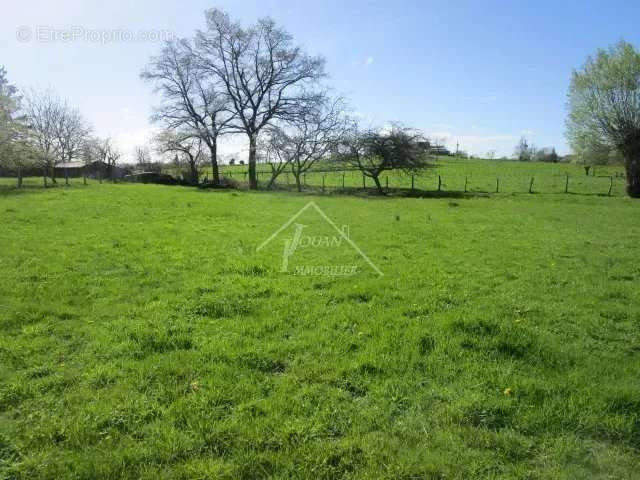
left=2, top=0, right=639, bottom=161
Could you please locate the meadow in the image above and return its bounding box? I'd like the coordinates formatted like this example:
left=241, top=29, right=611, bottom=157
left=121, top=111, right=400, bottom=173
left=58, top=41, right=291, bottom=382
left=1, top=159, right=639, bottom=479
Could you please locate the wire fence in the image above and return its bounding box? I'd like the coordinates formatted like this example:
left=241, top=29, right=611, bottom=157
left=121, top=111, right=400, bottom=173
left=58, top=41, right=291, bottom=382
left=216, top=168, right=627, bottom=197
left=1, top=163, right=627, bottom=197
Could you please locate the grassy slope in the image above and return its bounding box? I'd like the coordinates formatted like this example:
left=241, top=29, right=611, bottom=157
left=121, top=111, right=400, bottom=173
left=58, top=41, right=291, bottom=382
left=0, top=181, right=639, bottom=479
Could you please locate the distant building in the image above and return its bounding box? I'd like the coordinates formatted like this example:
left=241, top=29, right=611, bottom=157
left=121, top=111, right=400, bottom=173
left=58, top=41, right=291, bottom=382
left=416, top=141, right=451, bottom=156
left=54, top=161, right=129, bottom=180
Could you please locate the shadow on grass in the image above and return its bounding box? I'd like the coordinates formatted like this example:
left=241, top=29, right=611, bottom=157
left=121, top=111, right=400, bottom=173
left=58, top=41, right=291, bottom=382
left=247, top=184, right=492, bottom=200
left=0, top=185, right=49, bottom=197
left=253, top=184, right=623, bottom=199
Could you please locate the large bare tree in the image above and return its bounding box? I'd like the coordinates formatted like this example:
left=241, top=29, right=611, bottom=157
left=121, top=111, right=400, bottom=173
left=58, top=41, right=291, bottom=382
left=142, top=39, right=235, bottom=185
left=196, top=9, right=325, bottom=189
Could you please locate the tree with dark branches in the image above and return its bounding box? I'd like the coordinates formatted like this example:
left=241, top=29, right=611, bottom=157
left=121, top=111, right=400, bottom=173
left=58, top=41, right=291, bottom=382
left=142, top=38, right=236, bottom=185
left=55, top=107, right=92, bottom=165
left=264, top=96, right=347, bottom=191
left=195, top=8, right=326, bottom=189
left=23, top=88, right=91, bottom=185
left=338, top=123, right=429, bottom=194
left=154, top=130, right=204, bottom=184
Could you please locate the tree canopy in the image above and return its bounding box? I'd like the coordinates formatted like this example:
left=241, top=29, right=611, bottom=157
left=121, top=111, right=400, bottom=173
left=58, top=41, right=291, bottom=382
left=567, top=41, right=640, bottom=196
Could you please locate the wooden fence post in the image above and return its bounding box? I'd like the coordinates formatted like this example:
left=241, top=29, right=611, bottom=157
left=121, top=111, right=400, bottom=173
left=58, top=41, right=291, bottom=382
left=411, top=175, right=415, bottom=190
left=464, top=176, right=468, bottom=193
left=496, top=178, right=499, bottom=193
left=564, top=174, right=569, bottom=193
left=438, top=175, right=442, bottom=192
left=362, top=175, right=366, bottom=189
left=342, top=173, right=345, bottom=189
left=322, top=175, right=325, bottom=193
left=608, top=176, right=613, bottom=196
left=529, top=177, right=535, bottom=193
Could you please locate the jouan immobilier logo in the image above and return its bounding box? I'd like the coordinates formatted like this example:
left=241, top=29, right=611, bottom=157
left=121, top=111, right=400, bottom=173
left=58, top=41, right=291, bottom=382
left=256, top=202, right=383, bottom=276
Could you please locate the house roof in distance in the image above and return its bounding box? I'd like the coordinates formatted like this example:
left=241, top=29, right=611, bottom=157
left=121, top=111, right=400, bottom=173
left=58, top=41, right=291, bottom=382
left=56, top=161, right=86, bottom=169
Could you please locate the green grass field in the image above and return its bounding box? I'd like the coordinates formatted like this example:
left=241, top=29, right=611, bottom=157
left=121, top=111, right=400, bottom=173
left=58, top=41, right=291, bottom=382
left=1, top=161, right=639, bottom=478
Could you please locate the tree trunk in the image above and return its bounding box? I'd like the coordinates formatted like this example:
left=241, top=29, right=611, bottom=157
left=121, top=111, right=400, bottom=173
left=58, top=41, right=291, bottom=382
left=210, top=142, right=220, bottom=185
left=49, top=165, right=57, bottom=184
left=17, top=167, right=22, bottom=188
left=266, top=171, right=279, bottom=190
left=248, top=133, right=258, bottom=189
left=372, top=174, right=383, bottom=194
left=43, top=167, right=48, bottom=187
left=625, top=156, right=640, bottom=198
left=294, top=172, right=302, bottom=192
left=189, top=158, right=199, bottom=185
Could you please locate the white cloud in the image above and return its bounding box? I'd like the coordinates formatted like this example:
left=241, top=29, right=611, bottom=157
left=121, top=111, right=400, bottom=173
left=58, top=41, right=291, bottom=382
left=364, top=56, right=374, bottom=66
left=217, top=134, right=249, bottom=163
left=93, top=127, right=156, bottom=162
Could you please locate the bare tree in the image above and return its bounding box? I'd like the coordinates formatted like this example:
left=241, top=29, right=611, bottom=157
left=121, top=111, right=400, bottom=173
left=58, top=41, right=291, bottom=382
left=154, top=130, right=204, bottom=184
left=265, top=97, right=347, bottom=191
left=106, top=143, right=121, bottom=175
left=92, top=137, right=121, bottom=181
left=135, top=145, right=152, bottom=165
left=339, top=123, right=429, bottom=194
left=22, top=89, right=65, bottom=184
left=56, top=107, right=91, bottom=184
left=263, top=132, right=290, bottom=189
left=23, top=89, right=91, bottom=185
left=196, top=9, right=326, bottom=189
left=56, top=107, right=91, bottom=164
left=142, top=38, right=236, bottom=185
